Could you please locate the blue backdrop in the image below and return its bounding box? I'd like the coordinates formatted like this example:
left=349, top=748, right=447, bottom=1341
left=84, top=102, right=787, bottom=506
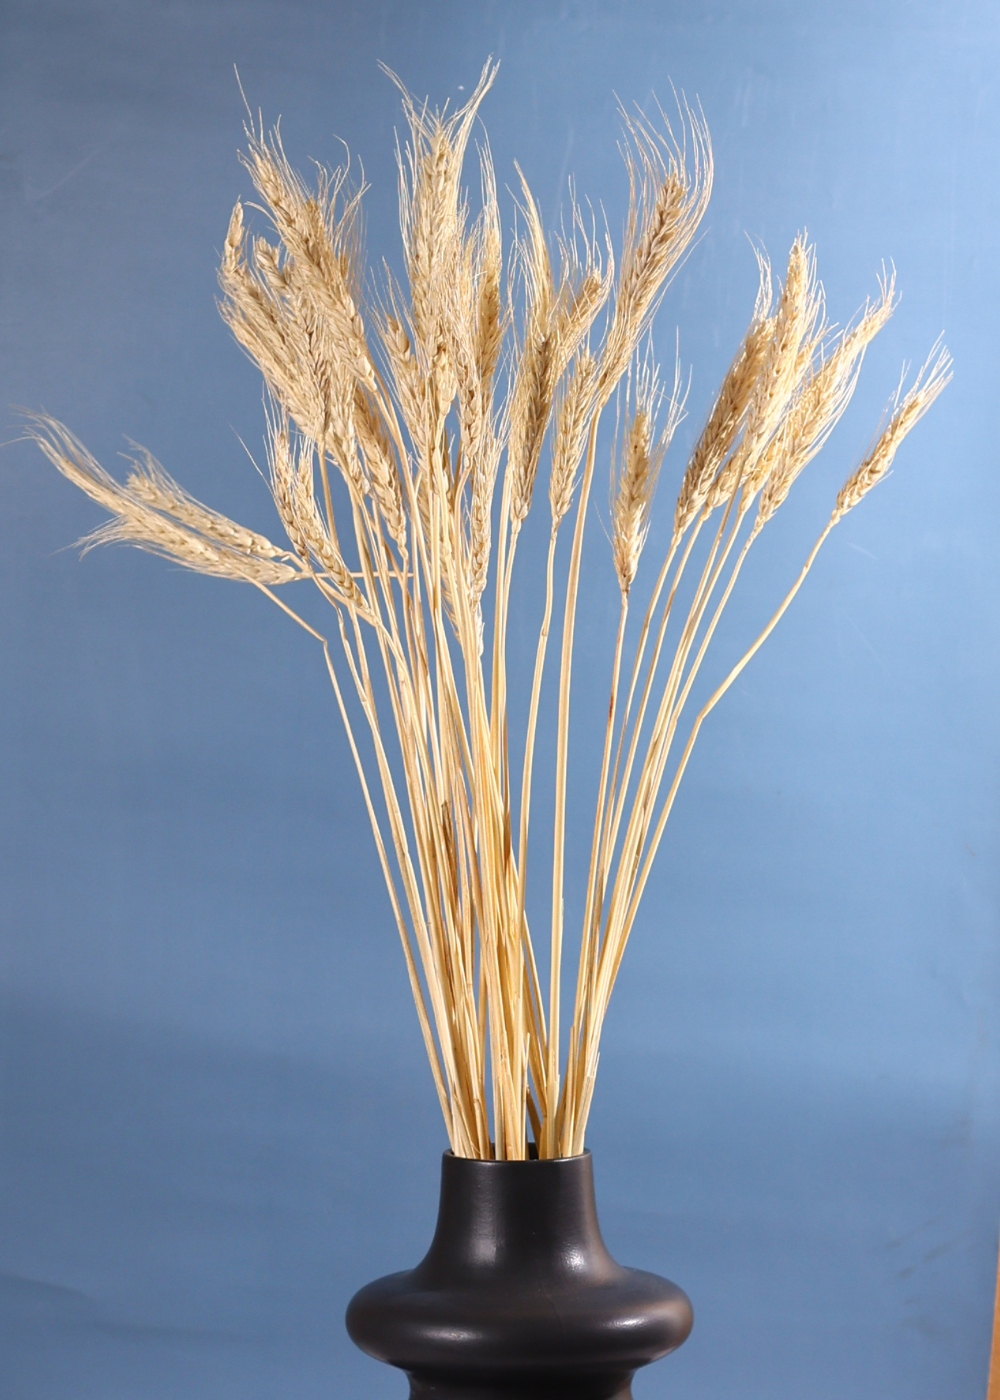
left=1, top=2, right=998, bottom=1397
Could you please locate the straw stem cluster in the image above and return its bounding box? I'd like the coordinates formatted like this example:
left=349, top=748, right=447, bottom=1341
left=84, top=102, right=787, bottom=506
left=30, top=64, right=949, bottom=1158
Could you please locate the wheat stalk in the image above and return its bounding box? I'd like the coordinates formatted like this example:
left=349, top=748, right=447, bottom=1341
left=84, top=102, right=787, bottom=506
left=30, top=63, right=948, bottom=1159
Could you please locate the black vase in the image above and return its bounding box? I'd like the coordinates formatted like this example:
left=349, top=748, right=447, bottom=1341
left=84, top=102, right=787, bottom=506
left=346, top=1149, right=693, bottom=1400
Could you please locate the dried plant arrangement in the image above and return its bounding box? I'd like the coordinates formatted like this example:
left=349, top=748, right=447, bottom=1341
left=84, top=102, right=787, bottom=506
left=30, top=63, right=950, bottom=1161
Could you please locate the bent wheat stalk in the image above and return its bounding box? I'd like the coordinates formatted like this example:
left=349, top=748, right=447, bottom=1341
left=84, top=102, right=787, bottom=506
left=29, top=63, right=950, bottom=1158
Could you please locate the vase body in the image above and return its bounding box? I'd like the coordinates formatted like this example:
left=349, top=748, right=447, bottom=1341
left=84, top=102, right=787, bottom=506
left=346, top=1149, right=692, bottom=1400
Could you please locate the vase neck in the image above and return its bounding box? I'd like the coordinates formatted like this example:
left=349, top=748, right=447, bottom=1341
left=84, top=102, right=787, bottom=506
left=415, top=1150, right=618, bottom=1281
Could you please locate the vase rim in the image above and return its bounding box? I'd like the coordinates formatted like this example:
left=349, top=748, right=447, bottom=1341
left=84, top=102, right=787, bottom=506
left=443, top=1147, right=591, bottom=1164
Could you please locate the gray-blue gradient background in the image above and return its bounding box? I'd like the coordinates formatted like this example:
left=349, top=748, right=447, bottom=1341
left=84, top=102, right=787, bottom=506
left=1, top=2, right=997, bottom=1397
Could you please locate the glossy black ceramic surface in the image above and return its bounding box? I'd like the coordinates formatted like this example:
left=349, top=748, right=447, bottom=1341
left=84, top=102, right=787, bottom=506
left=346, top=1149, right=692, bottom=1400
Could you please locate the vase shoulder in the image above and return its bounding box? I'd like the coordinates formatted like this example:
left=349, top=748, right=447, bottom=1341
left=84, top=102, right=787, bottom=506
left=346, top=1150, right=692, bottom=1399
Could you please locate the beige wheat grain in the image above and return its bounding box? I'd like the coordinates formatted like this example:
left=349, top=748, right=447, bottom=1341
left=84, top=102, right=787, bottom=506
left=834, top=340, right=952, bottom=519
left=675, top=251, right=773, bottom=534
left=611, top=353, right=685, bottom=595
left=598, top=97, right=712, bottom=398
left=550, top=351, right=597, bottom=524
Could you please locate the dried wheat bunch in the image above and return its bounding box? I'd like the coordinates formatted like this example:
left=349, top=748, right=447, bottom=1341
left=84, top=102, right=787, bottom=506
left=29, top=63, right=950, bottom=1158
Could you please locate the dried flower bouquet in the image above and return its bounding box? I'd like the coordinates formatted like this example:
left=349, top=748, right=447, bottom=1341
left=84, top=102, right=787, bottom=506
left=31, top=63, right=949, bottom=1160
